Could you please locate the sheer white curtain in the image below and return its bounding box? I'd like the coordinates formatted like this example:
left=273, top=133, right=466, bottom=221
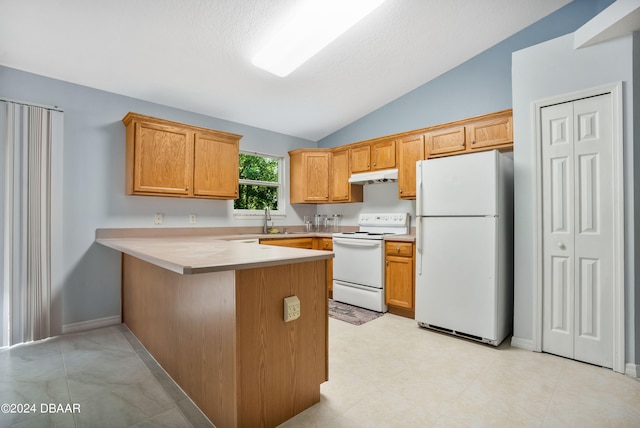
left=1, top=100, right=63, bottom=346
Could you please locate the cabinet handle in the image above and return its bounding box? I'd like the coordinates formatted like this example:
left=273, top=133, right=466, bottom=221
left=374, top=162, right=377, bottom=166
left=460, top=141, right=464, bottom=146
left=471, top=140, right=476, bottom=145
left=386, top=261, right=389, bottom=266
left=399, top=189, right=403, bottom=194
left=185, top=186, right=189, bottom=191
left=396, top=247, right=401, bottom=253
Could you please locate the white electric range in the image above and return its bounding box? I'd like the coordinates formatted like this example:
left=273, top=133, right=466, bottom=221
left=332, top=213, right=410, bottom=312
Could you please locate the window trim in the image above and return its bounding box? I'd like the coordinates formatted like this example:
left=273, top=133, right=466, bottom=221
left=233, top=150, right=286, bottom=219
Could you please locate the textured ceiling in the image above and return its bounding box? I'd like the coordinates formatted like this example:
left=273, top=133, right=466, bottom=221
left=0, top=0, right=572, bottom=140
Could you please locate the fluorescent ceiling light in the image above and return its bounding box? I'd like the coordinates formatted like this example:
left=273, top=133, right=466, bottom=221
left=252, top=0, right=385, bottom=77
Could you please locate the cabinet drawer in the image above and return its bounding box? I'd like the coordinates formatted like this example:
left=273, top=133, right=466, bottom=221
left=385, top=241, right=413, bottom=257
left=259, top=238, right=314, bottom=249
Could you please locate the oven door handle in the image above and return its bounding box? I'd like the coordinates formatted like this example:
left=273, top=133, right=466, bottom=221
left=332, top=238, right=382, bottom=248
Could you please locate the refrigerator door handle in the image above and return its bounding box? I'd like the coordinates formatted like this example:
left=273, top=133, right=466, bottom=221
left=416, top=216, right=423, bottom=276
left=416, top=161, right=423, bottom=218
left=416, top=161, right=423, bottom=276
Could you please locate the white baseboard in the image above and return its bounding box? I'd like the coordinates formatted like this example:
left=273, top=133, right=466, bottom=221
left=510, top=336, right=535, bottom=351
left=625, top=363, right=639, bottom=378
left=62, top=315, right=122, bottom=334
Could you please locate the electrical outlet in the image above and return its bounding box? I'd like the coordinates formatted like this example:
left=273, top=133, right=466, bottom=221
left=189, top=214, right=197, bottom=224
left=283, top=296, right=300, bottom=322
left=154, top=213, right=163, bottom=225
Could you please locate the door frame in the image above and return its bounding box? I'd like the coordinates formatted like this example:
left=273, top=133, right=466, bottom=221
left=531, top=82, right=624, bottom=373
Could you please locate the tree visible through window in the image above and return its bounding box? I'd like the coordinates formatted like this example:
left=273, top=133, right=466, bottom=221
left=234, top=152, right=282, bottom=212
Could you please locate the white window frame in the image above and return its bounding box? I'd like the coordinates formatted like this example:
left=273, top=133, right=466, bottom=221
left=233, top=151, right=286, bottom=219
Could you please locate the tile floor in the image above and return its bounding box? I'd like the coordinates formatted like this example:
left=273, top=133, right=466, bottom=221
left=1, top=314, right=640, bottom=427
left=0, top=324, right=212, bottom=428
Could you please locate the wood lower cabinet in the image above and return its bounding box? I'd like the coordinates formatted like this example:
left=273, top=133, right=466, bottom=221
left=259, top=237, right=314, bottom=249
left=385, top=241, right=415, bottom=318
left=313, top=238, right=334, bottom=298
left=123, top=112, right=241, bottom=199
left=397, top=134, right=425, bottom=199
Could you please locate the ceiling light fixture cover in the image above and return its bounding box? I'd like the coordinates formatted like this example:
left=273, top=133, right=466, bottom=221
left=252, top=0, right=385, bottom=77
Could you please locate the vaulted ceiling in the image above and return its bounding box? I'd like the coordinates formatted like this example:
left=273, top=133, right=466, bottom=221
left=0, top=0, right=572, bottom=140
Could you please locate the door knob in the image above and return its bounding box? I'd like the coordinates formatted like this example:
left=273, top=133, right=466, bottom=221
left=557, top=242, right=566, bottom=250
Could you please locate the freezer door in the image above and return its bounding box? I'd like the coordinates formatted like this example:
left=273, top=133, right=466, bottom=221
left=415, top=217, right=498, bottom=340
left=417, top=150, right=499, bottom=216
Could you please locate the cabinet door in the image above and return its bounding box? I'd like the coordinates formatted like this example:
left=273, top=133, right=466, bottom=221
left=331, top=149, right=350, bottom=202
left=426, top=126, right=466, bottom=157
left=303, top=152, right=330, bottom=202
left=397, top=135, right=424, bottom=199
left=260, top=237, right=314, bottom=249
left=314, top=238, right=334, bottom=295
left=350, top=146, right=371, bottom=173
left=134, top=121, right=192, bottom=195
left=385, top=255, right=414, bottom=309
left=372, top=140, right=396, bottom=170
left=193, top=132, right=239, bottom=199
left=467, top=114, right=513, bottom=150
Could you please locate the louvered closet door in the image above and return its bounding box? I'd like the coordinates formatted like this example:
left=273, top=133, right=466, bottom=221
left=541, top=94, right=613, bottom=368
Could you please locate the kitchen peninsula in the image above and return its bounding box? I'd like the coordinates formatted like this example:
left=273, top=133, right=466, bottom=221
left=96, top=233, right=332, bottom=428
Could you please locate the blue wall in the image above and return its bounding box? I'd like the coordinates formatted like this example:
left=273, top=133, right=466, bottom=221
left=0, top=66, right=316, bottom=330
left=318, top=0, right=615, bottom=149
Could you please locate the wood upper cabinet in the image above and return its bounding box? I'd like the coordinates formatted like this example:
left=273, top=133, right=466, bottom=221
left=466, top=112, right=513, bottom=150
left=350, top=145, right=371, bottom=173
left=290, top=148, right=362, bottom=204
left=350, top=140, right=396, bottom=173
left=425, top=125, right=466, bottom=157
left=331, top=149, right=363, bottom=203
left=372, top=140, right=396, bottom=170
left=397, top=134, right=425, bottom=199
left=385, top=241, right=415, bottom=318
left=193, top=131, right=239, bottom=198
left=289, top=150, right=330, bottom=203
left=123, top=112, right=241, bottom=199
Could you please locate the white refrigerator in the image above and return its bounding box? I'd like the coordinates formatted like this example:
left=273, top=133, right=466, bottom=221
left=415, top=150, right=513, bottom=346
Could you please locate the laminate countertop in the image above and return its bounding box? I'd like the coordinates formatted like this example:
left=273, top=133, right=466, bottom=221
left=97, top=235, right=333, bottom=275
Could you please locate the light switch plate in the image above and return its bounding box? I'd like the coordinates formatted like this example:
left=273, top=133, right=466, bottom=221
left=284, top=296, right=300, bottom=322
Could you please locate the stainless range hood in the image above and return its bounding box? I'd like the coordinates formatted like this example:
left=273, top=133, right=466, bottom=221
left=348, top=168, right=398, bottom=185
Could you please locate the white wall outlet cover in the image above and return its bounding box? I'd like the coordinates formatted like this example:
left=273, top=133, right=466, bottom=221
left=189, top=214, right=197, bottom=224
left=154, top=213, right=163, bottom=225
left=284, top=295, right=301, bottom=322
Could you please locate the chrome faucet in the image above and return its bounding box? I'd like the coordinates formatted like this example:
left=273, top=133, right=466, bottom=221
left=263, top=206, right=272, bottom=234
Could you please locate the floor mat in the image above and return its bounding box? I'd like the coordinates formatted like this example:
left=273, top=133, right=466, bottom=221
left=328, top=299, right=383, bottom=326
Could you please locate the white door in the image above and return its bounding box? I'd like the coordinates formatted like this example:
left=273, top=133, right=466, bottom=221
left=541, top=93, right=613, bottom=368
